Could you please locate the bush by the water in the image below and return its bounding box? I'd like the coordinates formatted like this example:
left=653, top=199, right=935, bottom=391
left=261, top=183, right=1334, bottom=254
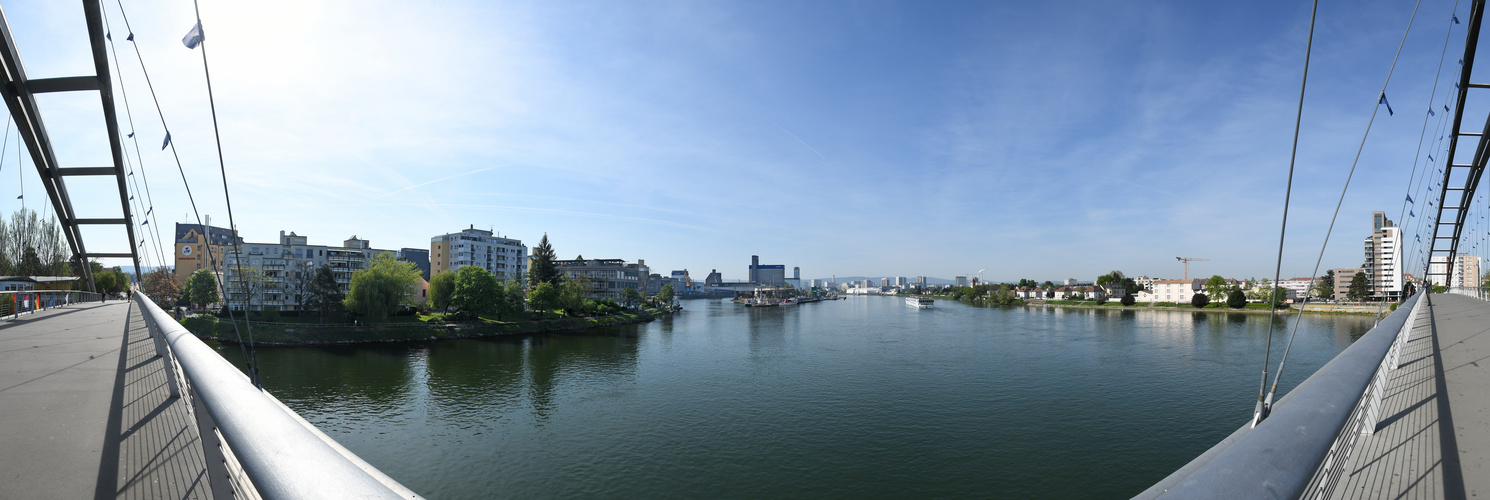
left=1191, top=293, right=1210, bottom=308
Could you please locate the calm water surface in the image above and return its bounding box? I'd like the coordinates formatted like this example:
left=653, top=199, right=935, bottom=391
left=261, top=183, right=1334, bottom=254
left=220, top=296, right=1376, bottom=499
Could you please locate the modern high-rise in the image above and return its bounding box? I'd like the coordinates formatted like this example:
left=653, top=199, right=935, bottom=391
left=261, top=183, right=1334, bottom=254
left=1450, top=255, right=1482, bottom=291
left=430, top=226, right=527, bottom=281
left=1363, top=212, right=1404, bottom=301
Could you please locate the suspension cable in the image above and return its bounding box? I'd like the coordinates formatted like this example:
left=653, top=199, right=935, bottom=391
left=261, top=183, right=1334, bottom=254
left=109, top=0, right=254, bottom=379
left=101, top=5, right=169, bottom=280
left=1263, top=0, right=1425, bottom=421
left=1254, top=0, right=1319, bottom=427
left=187, top=0, right=261, bottom=388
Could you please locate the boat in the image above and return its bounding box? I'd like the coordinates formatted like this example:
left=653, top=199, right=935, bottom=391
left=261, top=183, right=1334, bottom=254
left=906, top=296, right=934, bottom=308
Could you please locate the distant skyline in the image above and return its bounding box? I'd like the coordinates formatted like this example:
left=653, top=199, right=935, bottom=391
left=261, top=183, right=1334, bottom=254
left=4, top=0, right=1488, bottom=283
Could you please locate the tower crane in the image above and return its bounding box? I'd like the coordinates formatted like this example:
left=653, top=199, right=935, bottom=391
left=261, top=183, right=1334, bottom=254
left=1176, top=257, right=1209, bottom=280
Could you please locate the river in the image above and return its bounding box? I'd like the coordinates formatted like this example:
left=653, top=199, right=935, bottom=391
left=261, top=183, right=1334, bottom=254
left=217, top=296, right=1377, bottom=499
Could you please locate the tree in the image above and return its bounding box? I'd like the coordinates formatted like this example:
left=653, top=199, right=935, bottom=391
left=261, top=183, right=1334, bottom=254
left=344, top=254, right=422, bottom=321
left=284, top=262, right=315, bottom=314
left=1315, top=270, right=1335, bottom=299
left=1204, top=275, right=1229, bottom=302
left=231, top=266, right=269, bottom=313
left=308, top=265, right=343, bottom=322
left=142, top=267, right=182, bottom=309
left=1347, top=271, right=1370, bottom=302
left=451, top=266, right=501, bottom=318
left=93, top=263, right=117, bottom=296
left=1120, top=294, right=1136, bottom=306
left=655, top=284, right=676, bottom=308
left=1191, top=292, right=1210, bottom=308
left=559, top=275, right=591, bottom=315
left=1041, top=280, right=1054, bottom=289
left=184, top=269, right=220, bottom=309
left=1227, top=287, right=1247, bottom=309
left=527, top=281, right=561, bottom=317
left=620, top=287, right=643, bottom=309
left=429, top=270, right=457, bottom=312
left=528, top=233, right=560, bottom=287
left=502, top=279, right=527, bottom=319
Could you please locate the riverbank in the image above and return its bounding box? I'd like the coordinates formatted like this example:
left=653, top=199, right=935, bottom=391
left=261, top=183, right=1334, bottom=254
left=182, top=308, right=668, bottom=345
left=1023, top=300, right=1390, bottom=316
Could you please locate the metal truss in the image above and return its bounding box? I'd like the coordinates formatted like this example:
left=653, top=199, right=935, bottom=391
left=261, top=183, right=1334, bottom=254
left=1428, top=0, right=1489, bottom=284
left=0, top=0, right=141, bottom=291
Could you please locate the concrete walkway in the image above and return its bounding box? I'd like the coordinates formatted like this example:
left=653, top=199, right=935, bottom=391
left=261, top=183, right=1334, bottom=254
left=0, top=299, right=211, bottom=499
left=1332, top=293, right=1490, bottom=499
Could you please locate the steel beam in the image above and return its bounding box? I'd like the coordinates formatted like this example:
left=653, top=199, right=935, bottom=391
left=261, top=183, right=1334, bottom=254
left=56, top=167, right=116, bottom=176
left=1427, top=0, right=1488, bottom=280
left=26, top=76, right=98, bottom=93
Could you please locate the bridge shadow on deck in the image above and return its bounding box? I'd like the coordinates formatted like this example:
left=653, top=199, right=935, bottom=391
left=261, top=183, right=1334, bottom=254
left=97, top=301, right=211, bottom=500
left=1331, top=294, right=1474, bottom=500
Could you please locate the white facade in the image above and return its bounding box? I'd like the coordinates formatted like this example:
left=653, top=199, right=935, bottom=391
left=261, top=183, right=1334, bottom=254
left=1364, top=212, right=1404, bottom=300
left=1150, top=279, right=1202, bottom=303
left=1278, top=277, right=1314, bottom=297
left=223, top=232, right=396, bottom=311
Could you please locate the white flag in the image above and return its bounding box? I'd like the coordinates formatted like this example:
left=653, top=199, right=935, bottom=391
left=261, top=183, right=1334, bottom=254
left=182, top=21, right=204, bottom=49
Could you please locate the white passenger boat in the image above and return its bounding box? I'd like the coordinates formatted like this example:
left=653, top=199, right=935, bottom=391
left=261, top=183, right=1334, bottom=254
left=906, top=296, right=934, bottom=308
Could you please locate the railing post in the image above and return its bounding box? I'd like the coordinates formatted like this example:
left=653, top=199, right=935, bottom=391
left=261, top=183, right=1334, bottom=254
left=188, top=383, right=237, bottom=499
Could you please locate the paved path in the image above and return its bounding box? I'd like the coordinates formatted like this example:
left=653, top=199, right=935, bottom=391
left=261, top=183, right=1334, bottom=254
left=1332, top=293, right=1490, bottom=499
left=0, top=299, right=211, bottom=499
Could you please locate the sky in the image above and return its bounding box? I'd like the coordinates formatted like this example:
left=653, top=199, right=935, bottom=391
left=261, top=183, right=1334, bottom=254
left=3, top=0, right=1489, bottom=283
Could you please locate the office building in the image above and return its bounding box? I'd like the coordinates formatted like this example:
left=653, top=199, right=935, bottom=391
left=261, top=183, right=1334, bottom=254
left=399, top=248, right=431, bottom=280
left=1334, top=267, right=1365, bottom=302
left=554, top=258, right=649, bottom=301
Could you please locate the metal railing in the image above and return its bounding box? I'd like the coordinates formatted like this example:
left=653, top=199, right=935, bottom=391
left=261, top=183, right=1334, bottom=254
left=1448, top=285, right=1489, bottom=301
left=132, top=290, right=422, bottom=499
left=1138, top=290, right=1425, bottom=499
left=0, top=289, right=104, bottom=318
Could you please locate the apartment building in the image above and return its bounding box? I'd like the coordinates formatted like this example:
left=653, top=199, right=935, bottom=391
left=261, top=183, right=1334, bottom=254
left=1450, top=254, right=1482, bottom=291
left=430, top=226, right=527, bottom=281
left=222, top=231, right=395, bottom=311
left=173, top=223, right=242, bottom=285
left=1363, top=211, right=1404, bottom=300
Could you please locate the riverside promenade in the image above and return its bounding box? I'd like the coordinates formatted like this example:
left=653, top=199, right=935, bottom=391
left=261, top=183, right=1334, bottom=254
left=1331, top=292, right=1490, bottom=499
left=0, top=299, right=210, bottom=499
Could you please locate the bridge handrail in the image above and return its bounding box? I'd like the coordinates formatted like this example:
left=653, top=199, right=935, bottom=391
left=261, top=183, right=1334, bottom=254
left=132, top=290, right=420, bottom=499
left=0, top=289, right=104, bottom=318
left=1139, top=290, right=1424, bottom=499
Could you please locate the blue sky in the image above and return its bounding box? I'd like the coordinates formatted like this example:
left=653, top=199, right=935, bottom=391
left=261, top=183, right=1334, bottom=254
left=3, top=0, right=1487, bottom=283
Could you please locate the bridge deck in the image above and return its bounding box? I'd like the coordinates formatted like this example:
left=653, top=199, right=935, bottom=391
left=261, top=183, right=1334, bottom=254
left=0, top=300, right=211, bottom=499
left=1332, top=293, right=1490, bottom=499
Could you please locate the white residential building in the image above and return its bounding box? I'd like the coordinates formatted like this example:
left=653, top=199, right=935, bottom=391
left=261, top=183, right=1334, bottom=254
left=1363, top=211, right=1404, bottom=300
left=223, top=232, right=396, bottom=311
left=1148, top=279, right=1203, bottom=303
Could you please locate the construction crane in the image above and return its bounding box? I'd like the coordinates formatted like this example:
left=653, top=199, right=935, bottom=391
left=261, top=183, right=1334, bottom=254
left=1176, top=257, right=1209, bottom=280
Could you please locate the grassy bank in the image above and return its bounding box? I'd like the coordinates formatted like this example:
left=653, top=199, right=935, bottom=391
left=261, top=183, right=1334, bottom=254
left=182, top=308, right=667, bottom=345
